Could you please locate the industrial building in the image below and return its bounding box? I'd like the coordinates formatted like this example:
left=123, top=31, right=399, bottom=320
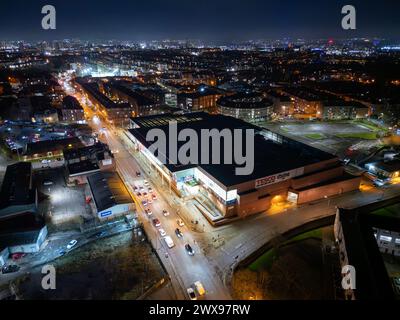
left=87, top=172, right=134, bottom=219
left=0, top=162, right=37, bottom=219
left=126, top=112, right=361, bottom=223
left=0, top=213, right=48, bottom=267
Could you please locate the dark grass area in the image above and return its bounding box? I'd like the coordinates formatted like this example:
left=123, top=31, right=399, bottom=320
left=13, top=232, right=166, bottom=300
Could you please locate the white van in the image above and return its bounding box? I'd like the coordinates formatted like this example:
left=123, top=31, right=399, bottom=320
left=164, top=236, right=175, bottom=248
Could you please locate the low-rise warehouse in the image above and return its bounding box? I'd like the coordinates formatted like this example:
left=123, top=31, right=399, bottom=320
left=87, top=172, right=134, bottom=219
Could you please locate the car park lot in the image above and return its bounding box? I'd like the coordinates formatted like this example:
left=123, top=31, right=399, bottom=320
left=34, top=168, right=91, bottom=229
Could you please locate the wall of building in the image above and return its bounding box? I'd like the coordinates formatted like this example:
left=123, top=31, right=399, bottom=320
left=236, top=191, right=271, bottom=218
left=294, top=176, right=361, bottom=204
left=291, top=165, right=344, bottom=190
left=7, top=226, right=48, bottom=254
left=97, top=203, right=133, bottom=220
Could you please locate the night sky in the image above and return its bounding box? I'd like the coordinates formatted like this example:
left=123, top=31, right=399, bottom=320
left=0, top=0, right=399, bottom=41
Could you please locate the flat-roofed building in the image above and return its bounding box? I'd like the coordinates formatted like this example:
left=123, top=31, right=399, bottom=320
left=217, top=92, right=274, bottom=122
left=87, top=172, right=134, bottom=219
left=0, top=212, right=48, bottom=266
left=0, top=162, right=37, bottom=219
left=126, top=112, right=360, bottom=223
left=334, top=199, right=400, bottom=300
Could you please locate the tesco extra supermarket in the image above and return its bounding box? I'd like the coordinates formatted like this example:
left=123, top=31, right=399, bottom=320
left=126, top=112, right=360, bottom=222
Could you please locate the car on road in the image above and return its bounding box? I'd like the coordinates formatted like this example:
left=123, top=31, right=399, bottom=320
left=2, top=265, right=20, bottom=274
left=187, top=287, right=197, bottom=300
left=136, top=171, right=141, bottom=177
left=67, top=239, right=78, bottom=250
left=95, top=231, right=106, bottom=239
left=152, top=218, right=161, bottom=227
left=177, top=219, right=185, bottom=227
left=43, top=179, right=54, bottom=186
left=185, top=244, right=195, bottom=256
left=164, top=236, right=175, bottom=248
left=158, top=228, right=167, bottom=237
left=194, top=281, right=205, bottom=296
left=145, top=208, right=152, bottom=216
left=162, top=209, right=169, bottom=216
left=59, top=249, right=66, bottom=256
left=175, top=228, right=183, bottom=238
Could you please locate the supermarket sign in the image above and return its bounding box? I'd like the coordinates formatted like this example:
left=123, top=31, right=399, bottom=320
left=255, top=167, right=304, bottom=188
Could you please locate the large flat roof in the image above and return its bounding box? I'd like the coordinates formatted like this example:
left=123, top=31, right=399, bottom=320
left=129, top=112, right=337, bottom=187
left=0, top=162, right=34, bottom=211
left=87, top=172, right=132, bottom=212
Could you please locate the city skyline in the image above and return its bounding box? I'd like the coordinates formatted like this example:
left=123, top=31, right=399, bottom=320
left=0, top=0, right=400, bottom=41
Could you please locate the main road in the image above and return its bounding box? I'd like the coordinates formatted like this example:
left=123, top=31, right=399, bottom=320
left=63, top=80, right=230, bottom=299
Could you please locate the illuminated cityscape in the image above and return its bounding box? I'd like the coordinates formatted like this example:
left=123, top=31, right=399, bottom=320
left=0, top=0, right=400, bottom=310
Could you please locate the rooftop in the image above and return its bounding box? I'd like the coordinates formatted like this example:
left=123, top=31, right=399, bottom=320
left=87, top=172, right=132, bottom=212
left=0, top=162, right=34, bottom=212
left=26, top=137, right=83, bottom=155
left=129, top=112, right=337, bottom=187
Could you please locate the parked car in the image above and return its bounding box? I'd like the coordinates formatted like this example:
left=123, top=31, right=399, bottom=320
left=148, top=197, right=153, bottom=204
left=158, top=228, right=167, bottom=237
left=58, top=249, right=66, bottom=256
left=2, top=265, right=20, bottom=274
left=162, top=209, right=169, bottom=216
left=142, top=200, right=148, bottom=206
left=175, top=228, right=183, bottom=238
left=148, top=187, right=153, bottom=193
left=187, top=287, right=197, bottom=300
left=152, top=218, right=161, bottom=227
left=136, top=192, right=142, bottom=196
left=67, top=239, right=78, bottom=250
left=185, top=244, right=194, bottom=256
left=136, top=171, right=141, bottom=177
left=177, top=219, right=185, bottom=227
left=152, top=193, right=157, bottom=200
left=145, top=208, right=152, bottom=216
